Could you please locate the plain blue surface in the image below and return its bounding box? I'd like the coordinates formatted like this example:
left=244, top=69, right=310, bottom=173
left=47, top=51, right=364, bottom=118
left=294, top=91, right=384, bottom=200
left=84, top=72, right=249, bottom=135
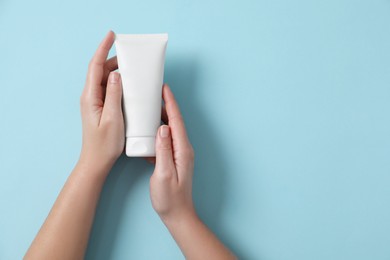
left=1, top=0, right=390, bottom=259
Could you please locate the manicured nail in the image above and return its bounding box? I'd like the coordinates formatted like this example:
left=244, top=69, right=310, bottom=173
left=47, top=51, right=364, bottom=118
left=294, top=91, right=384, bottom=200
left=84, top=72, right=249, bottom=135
left=110, top=72, right=119, bottom=84
left=160, top=125, right=170, bottom=138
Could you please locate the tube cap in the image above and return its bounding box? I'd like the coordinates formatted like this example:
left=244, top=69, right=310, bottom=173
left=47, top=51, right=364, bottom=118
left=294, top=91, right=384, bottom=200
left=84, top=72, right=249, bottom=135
left=126, top=137, right=156, bottom=157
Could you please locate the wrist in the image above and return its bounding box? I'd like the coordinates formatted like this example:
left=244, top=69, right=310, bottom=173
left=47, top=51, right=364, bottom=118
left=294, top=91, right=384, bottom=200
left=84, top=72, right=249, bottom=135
left=161, top=207, right=198, bottom=230
left=79, top=150, right=116, bottom=173
left=75, top=156, right=113, bottom=181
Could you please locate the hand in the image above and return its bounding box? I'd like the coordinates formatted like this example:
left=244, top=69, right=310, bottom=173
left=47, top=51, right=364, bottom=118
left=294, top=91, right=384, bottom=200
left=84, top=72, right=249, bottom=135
left=79, top=31, right=124, bottom=173
left=150, top=84, right=196, bottom=222
left=25, top=31, right=124, bottom=260
left=150, top=86, right=236, bottom=259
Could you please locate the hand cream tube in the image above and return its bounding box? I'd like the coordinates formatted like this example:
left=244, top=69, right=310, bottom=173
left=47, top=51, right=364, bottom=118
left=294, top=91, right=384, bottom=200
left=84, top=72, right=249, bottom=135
left=115, top=34, right=168, bottom=157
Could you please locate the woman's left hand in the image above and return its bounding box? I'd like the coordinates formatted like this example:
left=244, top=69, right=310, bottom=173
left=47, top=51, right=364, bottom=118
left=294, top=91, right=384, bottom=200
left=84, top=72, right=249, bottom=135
left=79, top=31, right=124, bottom=173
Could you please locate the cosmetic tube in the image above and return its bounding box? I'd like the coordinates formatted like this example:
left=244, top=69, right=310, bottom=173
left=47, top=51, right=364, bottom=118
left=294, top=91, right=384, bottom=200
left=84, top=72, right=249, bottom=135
left=115, top=34, right=168, bottom=157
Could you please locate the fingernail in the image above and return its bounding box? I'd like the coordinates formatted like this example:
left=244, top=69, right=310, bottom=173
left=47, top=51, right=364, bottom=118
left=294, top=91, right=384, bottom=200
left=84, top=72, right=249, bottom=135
left=160, top=125, right=170, bottom=138
left=110, top=72, right=119, bottom=84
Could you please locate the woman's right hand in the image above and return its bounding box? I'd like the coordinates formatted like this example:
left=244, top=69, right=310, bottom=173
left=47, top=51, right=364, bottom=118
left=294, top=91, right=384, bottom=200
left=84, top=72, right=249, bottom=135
left=150, top=84, right=196, bottom=222
left=150, top=84, right=236, bottom=260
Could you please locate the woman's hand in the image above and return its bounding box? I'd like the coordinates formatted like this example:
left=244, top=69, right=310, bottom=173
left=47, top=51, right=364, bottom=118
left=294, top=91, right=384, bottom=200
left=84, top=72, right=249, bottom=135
left=150, top=84, right=195, bottom=222
left=79, top=31, right=124, bottom=173
left=150, top=84, right=236, bottom=260
left=25, top=31, right=124, bottom=260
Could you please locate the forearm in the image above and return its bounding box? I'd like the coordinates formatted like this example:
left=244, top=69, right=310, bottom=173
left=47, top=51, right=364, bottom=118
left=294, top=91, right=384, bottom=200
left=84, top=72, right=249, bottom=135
left=25, top=160, right=110, bottom=260
left=164, top=211, right=236, bottom=260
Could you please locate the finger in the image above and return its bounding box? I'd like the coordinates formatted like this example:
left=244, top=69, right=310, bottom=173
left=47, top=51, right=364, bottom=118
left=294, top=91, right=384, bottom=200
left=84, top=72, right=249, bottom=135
left=85, top=31, right=115, bottom=97
left=105, top=56, right=118, bottom=71
left=161, top=104, right=168, bottom=124
left=101, top=72, right=122, bottom=122
left=101, top=56, right=118, bottom=86
left=155, top=125, right=177, bottom=179
left=162, top=84, right=191, bottom=152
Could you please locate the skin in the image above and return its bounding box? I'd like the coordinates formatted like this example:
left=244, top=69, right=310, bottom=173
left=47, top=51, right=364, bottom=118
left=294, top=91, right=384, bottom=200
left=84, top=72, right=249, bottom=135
left=25, top=31, right=236, bottom=260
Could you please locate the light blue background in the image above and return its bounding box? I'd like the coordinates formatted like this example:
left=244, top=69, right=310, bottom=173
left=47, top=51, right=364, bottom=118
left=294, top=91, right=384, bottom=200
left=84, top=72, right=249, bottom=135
left=1, top=0, right=390, bottom=259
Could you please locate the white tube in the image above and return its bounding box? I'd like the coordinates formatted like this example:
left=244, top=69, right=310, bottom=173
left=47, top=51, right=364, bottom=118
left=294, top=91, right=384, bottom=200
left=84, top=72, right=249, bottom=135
left=115, top=34, right=168, bottom=157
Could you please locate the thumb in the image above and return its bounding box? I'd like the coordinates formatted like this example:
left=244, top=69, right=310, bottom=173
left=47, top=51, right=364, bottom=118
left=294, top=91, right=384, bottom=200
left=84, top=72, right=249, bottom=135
left=102, top=72, right=122, bottom=118
left=155, top=125, right=176, bottom=174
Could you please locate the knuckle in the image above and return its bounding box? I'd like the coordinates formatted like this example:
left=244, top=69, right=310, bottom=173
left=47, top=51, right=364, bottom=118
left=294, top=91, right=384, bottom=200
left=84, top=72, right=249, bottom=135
left=152, top=168, right=174, bottom=183
left=101, top=116, right=115, bottom=127
left=168, top=114, right=184, bottom=124
left=183, top=146, right=195, bottom=160
left=108, top=83, right=121, bottom=93
left=88, top=57, right=97, bottom=70
left=80, top=94, right=87, bottom=107
left=89, top=56, right=104, bottom=69
left=158, top=141, right=172, bottom=151
left=157, top=172, right=173, bottom=182
left=88, top=60, right=94, bottom=71
left=80, top=93, right=92, bottom=109
left=190, top=148, right=195, bottom=160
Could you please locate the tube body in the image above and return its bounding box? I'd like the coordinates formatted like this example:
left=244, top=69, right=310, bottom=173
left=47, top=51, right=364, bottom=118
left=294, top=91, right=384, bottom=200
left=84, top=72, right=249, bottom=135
left=115, top=34, right=168, bottom=157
